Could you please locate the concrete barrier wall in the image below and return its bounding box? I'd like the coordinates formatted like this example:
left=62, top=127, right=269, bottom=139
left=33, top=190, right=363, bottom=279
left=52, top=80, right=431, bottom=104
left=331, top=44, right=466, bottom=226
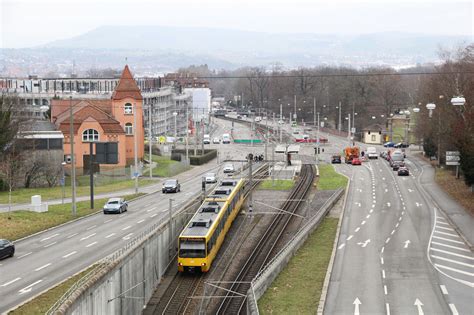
left=49, top=199, right=199, bottom=315
left=246, top=188, right=344, bottom=315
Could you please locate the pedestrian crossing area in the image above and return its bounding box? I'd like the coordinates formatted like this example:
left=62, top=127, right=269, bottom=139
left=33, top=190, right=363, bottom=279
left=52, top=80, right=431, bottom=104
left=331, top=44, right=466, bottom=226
left=429, top=212, right=474, bottom=287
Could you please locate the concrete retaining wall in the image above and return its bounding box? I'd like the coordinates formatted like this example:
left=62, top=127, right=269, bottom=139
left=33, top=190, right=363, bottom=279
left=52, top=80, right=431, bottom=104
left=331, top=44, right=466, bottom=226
left=49, top=199, right=199, bottom=315
left=246, top=188, right=344, bottom=315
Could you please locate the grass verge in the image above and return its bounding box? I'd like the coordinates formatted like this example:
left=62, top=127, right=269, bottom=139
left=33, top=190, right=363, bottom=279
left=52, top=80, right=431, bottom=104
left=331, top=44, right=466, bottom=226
left=258, top=217, right=339, bottom=314
left=144, top=155, right=191, bottom=177
left=9, top=265, right=97, bottom=315
left=259, top=180, right=295, bottom=190
left=0, top=193, right=144, bottom=240
left=435, top=167, right=474, bottom=215
left=317, top=165, right=348, bottom=190
left=0, top=179, right=154, bottom=205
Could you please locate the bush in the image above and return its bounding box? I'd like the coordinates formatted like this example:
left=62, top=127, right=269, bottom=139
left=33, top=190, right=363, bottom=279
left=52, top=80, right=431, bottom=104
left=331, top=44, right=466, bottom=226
left=423, top=135, right=437, bottom=158
left=144, top=144, right=161, bottom=157
left=171, top=153, right=182, bottom=162
left=172, top=149, right=217, bottom=165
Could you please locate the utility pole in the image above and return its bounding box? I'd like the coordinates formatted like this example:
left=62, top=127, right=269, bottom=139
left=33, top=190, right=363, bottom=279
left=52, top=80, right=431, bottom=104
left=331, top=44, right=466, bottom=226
left=279, top=104, right=283, bottom=143
left=338, top=101, right=342, bottom=132
left=313, top=97, right=317, bottom=127
left=69, top=96, right=77, bottom=216
left=347, top=114, right=351, bottom=146
left=271, top=142, right=275, bottom=186
left=168, top=198, right=173, bottom=257
left=89, top=142, right=94, bottom=209
left=248, top=157, right=253, bottom=212
left=134, top=102, right=139, bottom=194
left=149, top=101, right=153, bottom=179
left=294, top=95, right=297, bottom=122
left=201, top=118, right=205, bottom=155
left=185, top=100, right=189, bottom=163
left=316, top=112, right=320, bottom=165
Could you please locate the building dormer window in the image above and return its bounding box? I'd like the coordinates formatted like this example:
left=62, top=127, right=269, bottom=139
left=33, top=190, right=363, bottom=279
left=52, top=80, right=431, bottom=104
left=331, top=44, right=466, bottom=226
left=125, top=123, right=133, bottom=135
left=82, top=129, right=99, bottom=142
left=124, top=103, right=133, bottom=115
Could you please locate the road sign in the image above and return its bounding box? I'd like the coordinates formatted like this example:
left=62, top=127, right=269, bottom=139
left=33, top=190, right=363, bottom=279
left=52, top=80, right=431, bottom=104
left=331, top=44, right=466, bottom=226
left=446, top=151, right=460, bottom=165
left=159, top=136, right=166, bottom=144
left=351, top=127, right=356, bottom=133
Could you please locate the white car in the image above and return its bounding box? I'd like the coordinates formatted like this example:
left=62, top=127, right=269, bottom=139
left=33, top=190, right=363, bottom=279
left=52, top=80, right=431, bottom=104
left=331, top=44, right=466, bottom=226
left=213, top=137, right=220, bottom=144
left=278, top=120, right=284, bottom=124
left=223, top=164, right=235, bottom=173
left=205, top=173, right=217, bottom=183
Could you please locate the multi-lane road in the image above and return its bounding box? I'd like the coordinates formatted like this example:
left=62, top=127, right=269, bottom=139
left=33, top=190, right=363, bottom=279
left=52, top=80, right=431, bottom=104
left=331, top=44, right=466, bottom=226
left=324, top=135, right=473, bottom=314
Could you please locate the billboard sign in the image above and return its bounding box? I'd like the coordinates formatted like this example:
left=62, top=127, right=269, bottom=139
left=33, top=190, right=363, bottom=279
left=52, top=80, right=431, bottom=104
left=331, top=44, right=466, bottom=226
left=446, top=151, right=460, bottom=166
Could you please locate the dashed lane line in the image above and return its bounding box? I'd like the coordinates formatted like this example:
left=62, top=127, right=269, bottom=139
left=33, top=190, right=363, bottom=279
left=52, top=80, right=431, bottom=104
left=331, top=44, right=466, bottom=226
left=137, top=219, right=145, bottom=224
left=44, top=242, right=57, bottom=248
left=62, top=251, right=77, bottom=258
left=17, top=252, right=32, bottom=259
left=66, top=232, right=78, bottom=239
left=1, top=277, right=21, bottom=287
left=439, top=285, right=448, bottom=294
left=35, top=263, right=52, bottom=271
left=86, top=241, right=98, bottom=248
left=86, top=225, right=97, bottom=231
left=449, top=304, right=460, bottom=315
left=338, top=243, right=346, bottom=250
left=121, top=226, right=131, bottom=231
left=105, top=233, right=116, bottom=238
left=40, top=233, right=59, bottom=242
left=80, top=233, right=96, bottom=241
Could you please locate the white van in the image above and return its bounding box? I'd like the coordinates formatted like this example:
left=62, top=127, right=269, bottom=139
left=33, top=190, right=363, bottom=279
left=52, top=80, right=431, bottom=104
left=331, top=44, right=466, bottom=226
left=222, top=133, right=231, bottom=144
left=203, top=134, right=211, bottom=144
left=367, top=147, right=378, bottom=159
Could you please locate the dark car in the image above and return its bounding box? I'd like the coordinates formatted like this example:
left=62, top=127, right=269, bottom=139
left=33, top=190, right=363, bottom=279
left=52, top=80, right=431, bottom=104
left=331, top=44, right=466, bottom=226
left=162, top=179, right=180, bottom=193
left=392, top=161, right=405, bottom=171
left=103, top=198, right=128, bottom=214
left=331, top=155, right=342, bottom=164
left=398, top=167, right=410, bottom=176
left=352, top=157, right=362, bottom=165
left=394, top=142, right=409, bottom=148
left=384, top=142, right=395, bottom=147
left=0, top=239, right=15, bottom=260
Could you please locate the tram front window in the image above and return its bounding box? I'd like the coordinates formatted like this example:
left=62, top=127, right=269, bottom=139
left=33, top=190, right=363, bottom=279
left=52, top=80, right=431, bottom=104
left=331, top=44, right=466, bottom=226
left=179, top=241, right=206, bottom=258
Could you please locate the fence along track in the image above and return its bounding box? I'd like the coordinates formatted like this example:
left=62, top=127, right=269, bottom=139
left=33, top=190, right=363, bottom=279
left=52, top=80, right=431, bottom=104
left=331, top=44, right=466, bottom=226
left=214, top=164, right=315, bottom=315
left=149, top=164, right=269, bottom=314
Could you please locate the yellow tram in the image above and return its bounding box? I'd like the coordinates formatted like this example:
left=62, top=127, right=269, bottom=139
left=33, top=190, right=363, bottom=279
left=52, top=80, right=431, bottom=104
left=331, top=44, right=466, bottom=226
left=178, top=179, right=245, bottom=272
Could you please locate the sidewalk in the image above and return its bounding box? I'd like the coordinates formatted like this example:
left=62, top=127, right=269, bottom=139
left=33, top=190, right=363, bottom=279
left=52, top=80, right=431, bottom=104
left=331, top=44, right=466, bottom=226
left=412, top=154, right=474, bottom=248
left=0, top=159, right=221, bottom=213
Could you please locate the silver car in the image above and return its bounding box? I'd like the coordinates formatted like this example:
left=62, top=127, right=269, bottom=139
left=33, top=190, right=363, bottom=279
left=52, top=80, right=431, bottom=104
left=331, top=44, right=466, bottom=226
left=205, top=173, right=217, bottom=183
left=103, top=198, right=128, bottom=214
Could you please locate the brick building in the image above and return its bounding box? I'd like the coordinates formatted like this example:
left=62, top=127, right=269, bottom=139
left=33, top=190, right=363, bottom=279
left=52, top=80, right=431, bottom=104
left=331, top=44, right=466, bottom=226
left=51, top=65, right=144, bottom=169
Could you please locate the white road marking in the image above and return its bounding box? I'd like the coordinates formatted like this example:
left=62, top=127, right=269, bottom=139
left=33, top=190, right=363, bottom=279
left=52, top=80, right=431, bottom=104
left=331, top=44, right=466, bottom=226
left=434, top=264, right=474, bottom=276
left=123, top=233, right=134, bottom=240
left=67, top=232, right=78, bottom=239
left=449, top=304, right=459, bottom=315
left=436, top=220, right=450, bottom=226
left=86, top=225, right=97, bottom=231
left=366, top=214, right=370, bottom=219
left=355, top=227, right=360, bottom=232
left=147, top=209, right=154, bottom=212
left=44, top=241, right=57, bottom=248
left=430, top=247, right=474, bottom=260
left=382, top=177, right=385, bottom=180
left=401, top=211, right=405, bottom=215
left=369, top=209, right=374, bottom=213
left=17, top=252, right=32, bottom=259
left=439, top=285, right=448, bottom=294
left=395, top=223, right=399, bottom=228
left=357, top=239, right=370, bottom=247
left=86, top=241, right=98, bottom=247
left=385, top=188, right=388, bottom=192
left=35, top=263, right=52, bottom=271
left=361, top=221, right=366, bottom=225
left=122, top=226, right=131, bottom=231
left=399, top=217, right=402, bottom=221
left=384, top=285, right=388, bottom=295
left=431, top=255, right=474, bottom=268
left=382, top=270, right=386, bottom=278
left=435, top=231, right=459, bottom=238
left=381, top=246, right=385, bottom=253
left=104, top=219, right=113, bottom=223
left=105, top=233, right=116, bottom=238
left=381, top=257, right=384, bottom=265
left=80, top=233, right=96, bottom=241
left=386, top=202, right=391, bottom=207
left=386, top=303, right=391, bottom=315
left=338, top=243, right=346, bottom=250
left=391, top=230, right=395, bottom=235
left=150, top=214, right=158, bottom=217
left=1, top=277, right=21, bottom=287
left=431, top=241, right=470, bottom=252
left=18, top=280, right=43, bottom=295
left=385, top=237, right=391, bottom=244
left=40, top=233, right=59, bottom=242
left=404, top=240, right=411, bottom=248
left=436, top=226, right=455, bottom=232
left=414, top=298, right=424, bottom=315
left=353, top=297, right=361, bottom=315
left=137, top=219, right=145, bottom=224
left=437, top=216, right=447, bottom=221
left=347, top=235, right=353, bottom=241
left=62, top=251, right=77, bottom=258
left=408, top=188, right=414, bottom=192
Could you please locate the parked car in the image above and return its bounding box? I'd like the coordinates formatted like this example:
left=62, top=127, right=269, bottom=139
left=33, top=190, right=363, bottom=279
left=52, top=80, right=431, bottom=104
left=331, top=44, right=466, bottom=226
left=392, top=161, right=405, bottom=171
left=0, top=239, right=15, bottom=260
left=205, top=173, right=217, bottom=184
left=237, top=115, right=242, bottom=119
left=162, top=179, right=180, bottom=193
left=203, top=134, right=211, bottom=144
left=213, top=137, right=220, bottom=144
left=331, top=155, right=342, bottom=164
left=103, top=198, right=128, bottom=214
left=223, top=164, right=235, bottom=173
left=384, top=142, right=395, bottom=147
left=394, top=142, right=409, bottom=148
left=398, top=167, right=410, bottom=176
left=351, top=157, right=362, bottom=165
left=367, top=147, right=378, bottom=159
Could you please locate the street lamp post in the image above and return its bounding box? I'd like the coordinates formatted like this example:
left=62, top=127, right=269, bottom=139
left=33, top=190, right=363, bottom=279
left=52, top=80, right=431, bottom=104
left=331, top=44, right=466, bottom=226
left=61, top=162, right=66, bottom=204
left=133, top=102, right=139, bottom=194
left=69, top=96, right=77, bottom=216
left=173, top=111, right=178, bottom=149
left=426, top=103, right=438, bottom=165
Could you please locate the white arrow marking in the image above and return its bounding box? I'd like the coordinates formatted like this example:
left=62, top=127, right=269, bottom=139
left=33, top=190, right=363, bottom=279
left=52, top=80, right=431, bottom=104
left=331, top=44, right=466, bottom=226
left=385, top=188, right=388, bottom=193
left=404, top=240, right=411, bottom=248
left=2, top=277, right=21, bottom=287
left=19, top=280, right=43, bottom=295
left=408, top=188, right=414, bottom=192
left=414, top=298, right=424, bottom=315
left=387, top=202, right=391, bottom=207
left=353, top=298, right=361, bottom=315
left=357, top=239, right=371, bottom=247
left=415, top=202, right=422, bottom=207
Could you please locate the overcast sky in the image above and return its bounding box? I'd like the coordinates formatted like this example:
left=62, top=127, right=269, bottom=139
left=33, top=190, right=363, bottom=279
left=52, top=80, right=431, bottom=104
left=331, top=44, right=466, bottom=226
left=1, top=0, right=472, bottom=48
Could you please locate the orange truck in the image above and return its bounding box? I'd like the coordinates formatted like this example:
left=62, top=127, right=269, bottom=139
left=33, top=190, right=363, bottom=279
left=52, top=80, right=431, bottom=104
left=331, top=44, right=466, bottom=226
left=344, top=146, right=360, bottom=163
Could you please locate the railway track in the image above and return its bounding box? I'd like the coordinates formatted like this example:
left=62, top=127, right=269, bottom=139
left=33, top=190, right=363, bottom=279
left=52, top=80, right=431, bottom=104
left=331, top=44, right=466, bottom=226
left=148, top=164, right=269, bottom=315
left=214, top=164, right=315, bottom=315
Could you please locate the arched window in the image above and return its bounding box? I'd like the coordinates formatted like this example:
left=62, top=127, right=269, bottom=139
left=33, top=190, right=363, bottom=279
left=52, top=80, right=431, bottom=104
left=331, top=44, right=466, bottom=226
left=125, top=123, right=133, bottom=135
left=124, top=103, right=133, bottom=115
left=82, top=129, right=99, bottom=142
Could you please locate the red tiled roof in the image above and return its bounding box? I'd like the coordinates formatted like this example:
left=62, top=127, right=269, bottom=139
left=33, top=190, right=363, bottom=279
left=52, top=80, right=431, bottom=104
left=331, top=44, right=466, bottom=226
left=112, top=65, right=143, bottom=101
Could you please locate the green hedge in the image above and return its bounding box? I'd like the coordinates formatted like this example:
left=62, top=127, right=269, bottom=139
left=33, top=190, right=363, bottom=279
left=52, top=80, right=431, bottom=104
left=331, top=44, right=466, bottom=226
left=172, top=149, right=217, bottom=165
